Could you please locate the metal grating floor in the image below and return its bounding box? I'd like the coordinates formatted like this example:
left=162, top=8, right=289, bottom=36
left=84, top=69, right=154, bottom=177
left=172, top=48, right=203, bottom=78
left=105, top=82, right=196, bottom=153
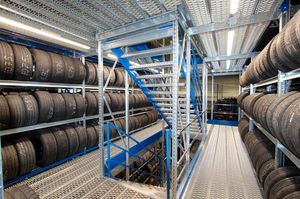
left=8, top=122, right=165, bottom=199
left=185, top=125, right=262, bottom=199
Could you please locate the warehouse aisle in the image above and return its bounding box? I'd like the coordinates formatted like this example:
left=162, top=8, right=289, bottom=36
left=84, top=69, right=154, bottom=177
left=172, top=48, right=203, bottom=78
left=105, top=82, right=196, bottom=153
left=185, top=125, right=262, bottom=199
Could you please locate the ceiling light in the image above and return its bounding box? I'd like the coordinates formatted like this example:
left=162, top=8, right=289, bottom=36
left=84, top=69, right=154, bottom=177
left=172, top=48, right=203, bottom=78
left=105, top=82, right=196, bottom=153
left=0, top=16, right=90, bottom=50
left=230, top=0, right=239, bottom=14
left=227, top=30, right=234, bottom=56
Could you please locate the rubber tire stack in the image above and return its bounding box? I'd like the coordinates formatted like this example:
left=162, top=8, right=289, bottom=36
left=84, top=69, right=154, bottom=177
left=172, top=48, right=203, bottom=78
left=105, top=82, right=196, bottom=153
left=238, top=91, right=300, bottom=159
left=240, top=11, right=300, bottom=87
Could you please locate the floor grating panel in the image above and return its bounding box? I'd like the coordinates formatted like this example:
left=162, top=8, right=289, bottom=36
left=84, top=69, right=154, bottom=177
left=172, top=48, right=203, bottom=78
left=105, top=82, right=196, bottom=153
left=185, top=125, right=262, bottom=199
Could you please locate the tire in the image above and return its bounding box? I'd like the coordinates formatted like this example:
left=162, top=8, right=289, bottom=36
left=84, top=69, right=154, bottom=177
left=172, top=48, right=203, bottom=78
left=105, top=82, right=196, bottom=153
left=20, top=94, right=39, bottom=126
left=34, top=91, right=54, bottom=122
left=243, top=93, right=264, bottom=117
left=91, top=92, right=99, bottom=113
left=93, top=63, right=98, bottom=85
left=108, top=93, right=122, bottom=111
left=50, top=93, right=66, bottom=121
left=269, top=176, right=300, bottom=199
left=32, top=129, right=57, bottom=166
left=255, top=153, right=274, bottom=175
left=258, top=159, right=275, bottom=185
left=266, top=91, right=298, bottom=136
left=0, top=41, right=14, bottom=79
left=6, top=94, right=26, bottom=128
left=6, top=184, right=39, bottom=199
left=2, top=142, right=19, bottom=181
left=237, top=92, right=249, bottom=109
left=72, top=123, right=87, bottom=152
left=238, top=117, right=249, bottom=141
left=264, top=167, right=300, bottom=199
left=62, top=94, right=77, bottom=119
left=0, top=95, right=10, bottom=130
left=73, top=58, right=86, bottom=83
left=104, top=93, right=111, bottom=113
left=48, top=52, right=65, bottom=82
left=281, top=98, right=300, bottom=157
left=85, top=92, right=97, bottom=116
left=251, top=142, right=274, bottom=168
left=259, top=94, right=277, bottom=131
left=14, top=137, right=36, bottom=176
left=62, top=56, right=76, bottom=83
left=114, top=69, right=124, bottom=87
left=86, top=124, right=97, bottom=148
left=92, top=123, right=99, bottom=146
left=73, top=94, right=85, bottom=118
left=283, top=191, right=300, bottom=199
left=63, top=125, right=79, bottom=156
left=51, top=127, right=69, bottom=161
left=103, top=66, right=109, bottom=85
left=85, top=62, right=96, bottom=85
left=31, top=49, right=52, bottom=81
left=271, top=92, right=300, bottom=144
left=11, top=44, right=33, bottom=80
left=107, top=66, right=116, bottom=85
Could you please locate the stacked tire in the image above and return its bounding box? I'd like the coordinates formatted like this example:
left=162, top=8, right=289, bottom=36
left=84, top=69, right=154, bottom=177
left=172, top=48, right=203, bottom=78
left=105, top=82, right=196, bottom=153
left=32, top=124, right=92, bottom=167
left=238, top=91, right=300, bottom=159
left=5, top=184, right=39, bottom=199
left=240, top=11, right=300, bottom=87
left=2, top=137, right=36, bottom=181
left=104, top=110, right=159, bottom=140
left=0, top=91, right=85, bottom=130
left=87, top=92, right=150, bottom=115
left=85, top=62, right=135, bottom=87
left=0, top=41, right=86, bottom=83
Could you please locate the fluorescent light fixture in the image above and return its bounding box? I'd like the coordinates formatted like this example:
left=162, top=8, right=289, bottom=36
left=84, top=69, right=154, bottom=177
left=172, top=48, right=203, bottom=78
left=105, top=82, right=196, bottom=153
left=230, top=0, right=239, bottom=14
left=226, top=60, right=231, bottom=70
left=0, top=16, right=90, bottom=50
left=226, top=30, right=235, bottom=70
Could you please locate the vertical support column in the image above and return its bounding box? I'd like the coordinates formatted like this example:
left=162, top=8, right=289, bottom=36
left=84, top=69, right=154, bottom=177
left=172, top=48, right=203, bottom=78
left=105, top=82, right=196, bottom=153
left=211, top=72, right=214, bottom=120
left=125, top=70, right=130, bottom=180
left=166, top=129, right=171, bottom=199
left=185, top=35, right=191, bottom=163
left=249, top=84, right=255, bottom=131
left=161, top=120, right=166, bottom=185
left=81, top=56, right=86, bottom=129
left=0, top=138, right=3, bottom=199
left=238, top=71, right=242, bottom=120
left=97, top=40, right=105, bottom=177
left=202, top=62, right=207, bottom=133
left=276, top=5, right=289, bottom=168
left=171, top=20, right=179, bottom=199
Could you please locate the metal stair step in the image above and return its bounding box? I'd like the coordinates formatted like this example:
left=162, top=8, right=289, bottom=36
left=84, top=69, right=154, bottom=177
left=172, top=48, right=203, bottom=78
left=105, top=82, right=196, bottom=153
left=152, top=98, right=187, bottom=102
left=142, top=83, right=185, bottom=88
left=137, top=73, right=172, bottom=79
left=148, top=91, right=186, bottom=95
left=121, top=45, right=172, bottom=59
left=129, top=61, right=173, bottom=70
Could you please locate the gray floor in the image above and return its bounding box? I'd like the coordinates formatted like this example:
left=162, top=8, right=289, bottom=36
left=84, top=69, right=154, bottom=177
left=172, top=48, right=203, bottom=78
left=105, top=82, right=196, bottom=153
left=185, top=125, right=262, bottom=199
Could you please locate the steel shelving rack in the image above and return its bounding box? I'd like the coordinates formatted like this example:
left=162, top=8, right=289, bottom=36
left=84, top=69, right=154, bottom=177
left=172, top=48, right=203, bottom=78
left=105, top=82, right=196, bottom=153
left=240, top=2, right=300, bottom=170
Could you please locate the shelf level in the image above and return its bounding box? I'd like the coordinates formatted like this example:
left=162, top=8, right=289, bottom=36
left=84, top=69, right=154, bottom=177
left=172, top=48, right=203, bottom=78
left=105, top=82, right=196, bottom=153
left=244, top=113, right=300, bottom=169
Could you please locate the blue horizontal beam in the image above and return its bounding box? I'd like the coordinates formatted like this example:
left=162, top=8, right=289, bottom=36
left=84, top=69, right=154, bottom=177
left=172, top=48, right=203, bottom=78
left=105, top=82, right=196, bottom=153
left=107, top=131, right=162, bottom=171
left=208, top=119, right=238, bottom=126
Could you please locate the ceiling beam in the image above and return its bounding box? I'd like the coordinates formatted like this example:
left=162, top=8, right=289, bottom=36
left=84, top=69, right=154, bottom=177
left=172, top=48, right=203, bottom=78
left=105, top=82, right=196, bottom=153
left=187, top=11, right=279, bottom=35
left=203, top=52, right=259, bottom=62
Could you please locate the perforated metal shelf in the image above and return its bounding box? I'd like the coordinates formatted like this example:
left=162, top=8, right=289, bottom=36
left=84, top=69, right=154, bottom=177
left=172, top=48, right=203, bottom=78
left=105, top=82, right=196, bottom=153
left=184, top=125, right=262, bottom=199
left=9, top=122, right=165, bottom=199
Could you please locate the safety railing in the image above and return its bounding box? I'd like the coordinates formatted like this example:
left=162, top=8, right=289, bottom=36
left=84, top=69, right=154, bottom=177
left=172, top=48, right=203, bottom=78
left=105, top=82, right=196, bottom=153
left=105, top=121, right=164, bottom=185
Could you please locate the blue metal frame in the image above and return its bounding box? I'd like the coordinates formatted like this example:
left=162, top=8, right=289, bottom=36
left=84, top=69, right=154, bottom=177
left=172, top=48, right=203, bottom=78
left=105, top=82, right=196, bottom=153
left=111, top=48, right=171, bottom=127
left=166, top=129, right=171, bottom=199
left=106, top=122, right=163, bottom=184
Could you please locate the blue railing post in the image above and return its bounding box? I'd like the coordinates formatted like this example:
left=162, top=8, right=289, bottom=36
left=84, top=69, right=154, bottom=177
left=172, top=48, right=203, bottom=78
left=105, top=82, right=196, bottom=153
left=166, top=129, right=170, bottom=199
left=106, top=122, right=111, bottom=177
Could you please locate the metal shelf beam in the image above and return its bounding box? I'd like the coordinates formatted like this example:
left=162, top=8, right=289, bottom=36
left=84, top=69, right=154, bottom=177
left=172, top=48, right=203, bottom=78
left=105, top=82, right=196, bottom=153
left=244, top=113, right=300, bottom=170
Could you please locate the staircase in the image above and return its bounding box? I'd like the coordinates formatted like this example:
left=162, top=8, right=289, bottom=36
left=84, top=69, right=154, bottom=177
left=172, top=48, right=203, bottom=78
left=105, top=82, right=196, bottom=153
left=111, top=43, right=201, bottom=134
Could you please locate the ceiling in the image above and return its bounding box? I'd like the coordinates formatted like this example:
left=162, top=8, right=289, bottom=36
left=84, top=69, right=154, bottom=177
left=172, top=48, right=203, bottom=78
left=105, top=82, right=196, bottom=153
left=0, top=0, right=286, bottom=71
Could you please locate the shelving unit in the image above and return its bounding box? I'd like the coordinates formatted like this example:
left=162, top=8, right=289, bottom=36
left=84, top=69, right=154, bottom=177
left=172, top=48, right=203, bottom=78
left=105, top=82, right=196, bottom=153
left=239, top=2, right=300, bottom=171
